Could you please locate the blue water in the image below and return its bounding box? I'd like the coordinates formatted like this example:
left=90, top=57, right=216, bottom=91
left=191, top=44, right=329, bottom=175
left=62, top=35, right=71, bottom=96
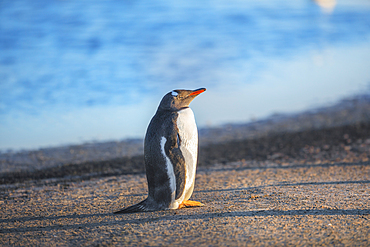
left=1, top=0, right=370, bottom=150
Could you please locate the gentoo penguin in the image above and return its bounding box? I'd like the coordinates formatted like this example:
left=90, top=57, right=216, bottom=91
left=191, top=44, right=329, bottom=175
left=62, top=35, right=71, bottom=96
left=114, top=88, right=206, bottom=214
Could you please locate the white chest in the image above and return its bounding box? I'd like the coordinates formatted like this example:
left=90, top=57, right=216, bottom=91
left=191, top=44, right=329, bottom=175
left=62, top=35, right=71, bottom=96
left=177, top=108, right=198, bottom=193
left=177, top=108, right=198, bottom=156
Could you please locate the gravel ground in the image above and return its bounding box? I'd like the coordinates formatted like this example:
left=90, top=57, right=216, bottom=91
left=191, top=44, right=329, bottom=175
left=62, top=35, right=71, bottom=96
left=0, top=122, right=369, bottom=246
left=1, top=96, right=370, bottom=246
left=0, top=160, right=369, bottom=246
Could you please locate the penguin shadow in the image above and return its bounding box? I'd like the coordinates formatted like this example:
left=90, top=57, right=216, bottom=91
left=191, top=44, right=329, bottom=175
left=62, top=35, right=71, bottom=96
left=1, top=207, right=369, bottom=234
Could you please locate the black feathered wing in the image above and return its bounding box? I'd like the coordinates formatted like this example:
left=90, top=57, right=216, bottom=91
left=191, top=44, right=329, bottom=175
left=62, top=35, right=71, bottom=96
left=164, top=122, right=186, bottom=201
left=114, top=111, right=186, bottom=214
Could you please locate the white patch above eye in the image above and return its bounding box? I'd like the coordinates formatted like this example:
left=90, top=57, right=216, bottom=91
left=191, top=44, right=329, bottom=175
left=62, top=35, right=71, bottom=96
left=171, top=91, right=178, bottom=96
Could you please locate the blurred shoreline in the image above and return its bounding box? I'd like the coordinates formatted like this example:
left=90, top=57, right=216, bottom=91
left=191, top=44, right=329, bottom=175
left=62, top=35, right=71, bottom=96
left=0, top=93, right=369, bottom=185
left=199, top=93, right=370, bottom=145
left=2, top=0, right=370, bottom=151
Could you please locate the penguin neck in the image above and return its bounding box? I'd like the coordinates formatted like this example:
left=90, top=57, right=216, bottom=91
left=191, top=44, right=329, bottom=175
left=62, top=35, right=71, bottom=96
left=157, top=106, right=190, bottom=113
left=177, top=106, right=190, bottom=111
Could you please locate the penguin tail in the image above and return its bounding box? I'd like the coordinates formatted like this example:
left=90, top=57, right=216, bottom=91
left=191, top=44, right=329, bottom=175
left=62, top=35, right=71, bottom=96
left=114, top=199, right=153, bottom=214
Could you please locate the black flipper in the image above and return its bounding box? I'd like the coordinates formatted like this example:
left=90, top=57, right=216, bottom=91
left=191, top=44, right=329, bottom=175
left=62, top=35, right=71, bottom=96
left=164, top=116, right=186, bottom=200
left=114, top=199, right=153, bottom=214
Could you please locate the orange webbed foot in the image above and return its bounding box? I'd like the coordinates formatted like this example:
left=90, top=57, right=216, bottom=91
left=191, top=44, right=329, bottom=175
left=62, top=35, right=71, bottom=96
left=178, top=200, right=204, bottom=209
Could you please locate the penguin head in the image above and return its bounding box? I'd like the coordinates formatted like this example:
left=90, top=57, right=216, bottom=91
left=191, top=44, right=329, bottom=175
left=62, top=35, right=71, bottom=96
left=158, top=88, right=206, bottom=111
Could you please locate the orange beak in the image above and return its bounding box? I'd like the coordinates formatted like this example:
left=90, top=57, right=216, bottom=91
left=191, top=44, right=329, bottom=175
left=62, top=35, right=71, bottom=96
left=189, top=88, right=206, bottom=96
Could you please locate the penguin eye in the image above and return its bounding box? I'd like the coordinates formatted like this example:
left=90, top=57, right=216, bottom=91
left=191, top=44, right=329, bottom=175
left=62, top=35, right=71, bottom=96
left=171, top=91, right=179, bottom=97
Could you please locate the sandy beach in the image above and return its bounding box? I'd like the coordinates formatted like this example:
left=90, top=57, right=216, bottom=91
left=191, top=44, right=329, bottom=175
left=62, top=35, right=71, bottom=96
left=1, top=100, right=370, bottom=246
left=1, top=0, right=370, bottom=244
left=1, top=160, right=369, bottom=246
